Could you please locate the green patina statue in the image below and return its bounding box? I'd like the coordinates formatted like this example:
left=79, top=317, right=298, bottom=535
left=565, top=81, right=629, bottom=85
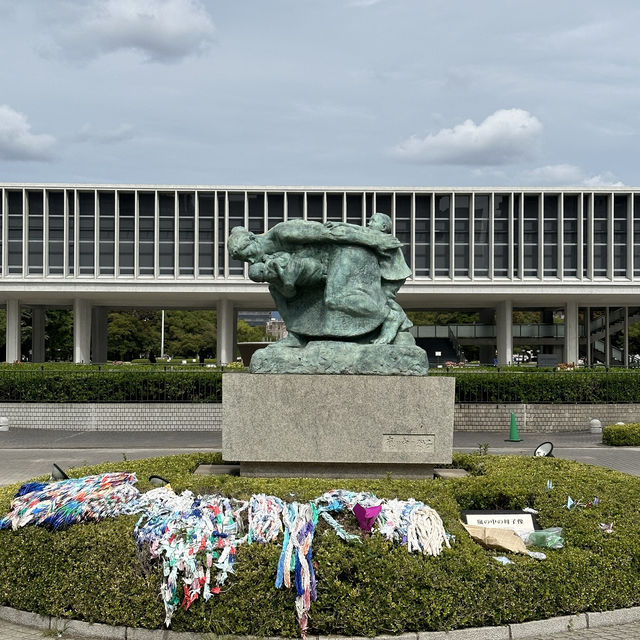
left=228, top=214, right=429, bottom=375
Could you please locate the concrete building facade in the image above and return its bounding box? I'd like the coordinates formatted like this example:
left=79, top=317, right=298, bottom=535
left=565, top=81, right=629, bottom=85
left=1, top=183, right=639, bottom=365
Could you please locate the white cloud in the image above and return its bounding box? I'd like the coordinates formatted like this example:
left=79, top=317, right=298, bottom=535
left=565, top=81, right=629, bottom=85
left=524, top=164, right=624, bottom=187
left=526, top=164, right=584, bottom=184
left=582, top=172, right=625, bottom=187
left=393, top=109, right=543, bottom=165
left=73, top=123, right=135, bottom=144
left=47, top=0, right=215, bottom=63
left=0, top=105, right=55, bottom=161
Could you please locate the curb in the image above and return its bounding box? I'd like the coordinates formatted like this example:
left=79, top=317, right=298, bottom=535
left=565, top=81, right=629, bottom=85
left=2, top=605, right=640, bottom=640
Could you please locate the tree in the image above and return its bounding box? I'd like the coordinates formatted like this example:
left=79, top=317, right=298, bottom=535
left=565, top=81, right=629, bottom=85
left=164, top=311, right=216, bottom=359
left=45, top=310, right=73, bottom=361
left=108, top=310, right=161, bottom=361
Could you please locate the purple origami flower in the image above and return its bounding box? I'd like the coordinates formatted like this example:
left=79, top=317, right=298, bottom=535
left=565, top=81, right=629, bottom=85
left=353, top=503, right=382, bottom=533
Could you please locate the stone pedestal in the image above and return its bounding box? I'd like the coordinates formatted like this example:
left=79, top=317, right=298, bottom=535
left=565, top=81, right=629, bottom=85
left=222, top=373, right=454, bottom=478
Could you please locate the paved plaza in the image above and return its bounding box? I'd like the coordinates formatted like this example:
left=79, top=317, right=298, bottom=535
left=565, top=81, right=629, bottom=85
left=0, top=427, right=638, bottom=640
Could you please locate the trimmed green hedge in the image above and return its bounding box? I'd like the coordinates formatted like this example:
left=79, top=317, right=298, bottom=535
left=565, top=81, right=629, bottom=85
left=448, top=370, right=640, bottom=404
left=1, top=453, right=640, bottom=636
left=603, top=423, right=640, bottom=446
left=0, top=369, right=222, bottom=403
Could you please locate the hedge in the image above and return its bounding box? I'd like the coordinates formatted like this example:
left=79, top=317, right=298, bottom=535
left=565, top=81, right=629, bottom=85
left=0, top=368, right=222, bottom=403
left=1, top=453, right=639, bottom=636
left=2, top=368, right=640, bottom=405
left=603, top=423, right=640, bottom=446
left=448, top=370, right=640, bottom=404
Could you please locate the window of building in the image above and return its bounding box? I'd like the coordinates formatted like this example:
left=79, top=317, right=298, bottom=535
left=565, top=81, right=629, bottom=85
left=494, top=194, right=510, bottom=277
left=474, top=195, right=489, bottom=277
left=227, top=192, right=245, bottom=275
left=396, top=194, right=411, bottom=269
left=346, top=193, right=362, bottom=225
left=178, top=192, right=195, bottom=276
left=267, top=192, right=284, bottom=229
left=158, top=192, right=175, bottom=276
left=593, top=194, right=608, bottom=277
left=635, top=195, right=640, bottom=277
left=523, top=195, right=539, bottom=277
left=306, top=193, right=323, bottom=222
left=27, top=190, right=43, bottom=275
left=287, top=192, right=304, bottom=220
left=67, top=191, right=75, bottom=275
left=325, top=193, right=342, bottom=222
left=435, top=195, right=450, bottom=277
left=543, top=195, right=558, bottom=277
left=454, top=195, right=470, bottom=277
left=7, top=190, right=23, bottom=275
left=78, top=191, right=95, bottom=275
left=98, top=192, right=115, bottom=275
left=414, top=194, right=430, bottom=277
left=614, top=194, right=627, bottom=277
left=217, top=192, right=226, bottom=276
left=376, top=193, right=392, bottom=218
left=138, top=192, right=155, bottom=276
left=48, top=191, right=64, bottom=275
left=118, top=192, right=135, bottom=276
left=198, top=192, right=215, bottom=277
left=563, top=195, right=578, bottom=277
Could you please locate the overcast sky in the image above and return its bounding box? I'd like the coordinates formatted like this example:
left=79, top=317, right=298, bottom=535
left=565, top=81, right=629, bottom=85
left=0, top=0, right=638, bottom=187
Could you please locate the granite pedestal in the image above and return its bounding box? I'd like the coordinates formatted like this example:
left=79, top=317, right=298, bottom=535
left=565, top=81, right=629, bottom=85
left=222, top=373, right=454, bottom=478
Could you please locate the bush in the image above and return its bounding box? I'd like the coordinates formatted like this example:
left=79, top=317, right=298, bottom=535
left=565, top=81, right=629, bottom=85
left=446, top=370, right=640, bottom=404
left=603, top=423, right=640, bottom=446
left=0, top=368, right=222, bottom=403
left=1, top=453, right=640, bottom=636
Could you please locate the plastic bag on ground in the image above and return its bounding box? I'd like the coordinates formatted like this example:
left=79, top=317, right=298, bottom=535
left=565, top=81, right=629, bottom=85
left=525, top=527, right=564, bottom=549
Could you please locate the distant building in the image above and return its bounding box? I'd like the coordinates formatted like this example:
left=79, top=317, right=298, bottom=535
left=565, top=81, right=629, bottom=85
left=0, top=183, right=638, bottom=365
left=266, top=318, right=288, bottom=341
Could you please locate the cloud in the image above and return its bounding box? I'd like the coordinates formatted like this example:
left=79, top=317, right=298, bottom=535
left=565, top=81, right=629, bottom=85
left=582, top=172, right=625, bottom=187
left=46, top=0, right=215, bottom=63
left=73, top=123, right=136, bottom=144
left=0, top=105, right=55, bottom=161
left=526, top=164, right=584, bottom=184
left=393, top=109, right=543, bottom=165
left=524, top=164, right=625, bottom=187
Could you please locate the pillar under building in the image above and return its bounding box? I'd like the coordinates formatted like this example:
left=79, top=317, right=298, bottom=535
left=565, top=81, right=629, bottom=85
left=91, top=307, right=109, bottom=363
left=478, top=308, right=494, bottom=364
left=74, top=299, right=92, bottom=364
left=217, top=299, right=237, bottom=365
left=5, top=300, right=21, bottom=363
left=496, top=300, right=513, bottom=366
left=564, top=302, right=579, bottom=366
left=32, top=307, right=46, bottom=363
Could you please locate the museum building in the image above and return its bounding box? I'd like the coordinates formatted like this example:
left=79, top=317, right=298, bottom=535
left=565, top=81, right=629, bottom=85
left=0, top=183, right=639, bottom=366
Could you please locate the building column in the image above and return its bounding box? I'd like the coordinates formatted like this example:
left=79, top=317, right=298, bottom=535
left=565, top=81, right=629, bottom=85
left=605, top=306, right=611, bottom=368
left=5, top=300, right=21, bottom=363
left=32, top=307, right=46, bottom=363
left=91, top=307, right=108, bottom=363
left=217, top=299, right=236, bottom=365
left=73, top=299, right=92, bottom=364
left=564, top=301, right=579, bottom=366
left=624, top=306, right=629, bottom=368
left=495, top=300, right=513, bottom=366
left=478, top=308, right=494, bottom=364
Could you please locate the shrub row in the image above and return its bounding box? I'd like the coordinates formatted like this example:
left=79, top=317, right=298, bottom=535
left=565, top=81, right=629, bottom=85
left=603, top=422, right=640, bottom=446
left=0, top=369, right=222, bottom=403
left=1, top=368, right=639, bottom=404
left=448, top=370, right=640, bottom=404
left=1, top=453, right=639, bottom=636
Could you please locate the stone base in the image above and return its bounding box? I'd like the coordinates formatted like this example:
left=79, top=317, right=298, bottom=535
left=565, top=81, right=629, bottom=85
left=222, top=373, right=454, bottom=478
left=240, top=462, right=435, bottom=479
left=249, top=340, right=429, bottom=375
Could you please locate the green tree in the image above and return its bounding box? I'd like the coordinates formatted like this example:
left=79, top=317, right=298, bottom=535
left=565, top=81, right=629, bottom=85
left=237, top=320, right=267, bottom=343
left=45, top=310, right=73, bottom=361
left=108, top=310, right=161, bottom=361
left=164, top=310, right=216, bottom=359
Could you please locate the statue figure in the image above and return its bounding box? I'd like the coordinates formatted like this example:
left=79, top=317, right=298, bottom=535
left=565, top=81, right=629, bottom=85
left=228, top=214, right=428, bottom=374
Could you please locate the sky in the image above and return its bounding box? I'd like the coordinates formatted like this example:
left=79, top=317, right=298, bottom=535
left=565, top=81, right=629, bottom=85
left=0, top=0, right=638, bottom=188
